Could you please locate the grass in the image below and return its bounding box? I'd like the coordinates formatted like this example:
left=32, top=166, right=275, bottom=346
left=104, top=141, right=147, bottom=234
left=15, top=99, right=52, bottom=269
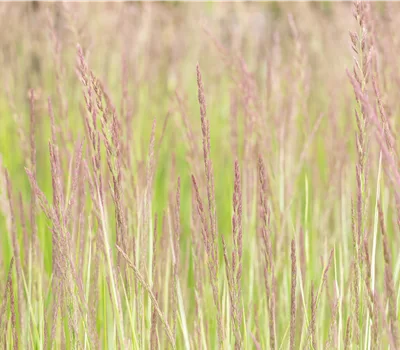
left=0, top=2, right=399, bottom=349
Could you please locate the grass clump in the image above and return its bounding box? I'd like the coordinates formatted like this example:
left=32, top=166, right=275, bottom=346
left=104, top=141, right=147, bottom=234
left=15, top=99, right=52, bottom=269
left=0, top=2, right=400, bottom=349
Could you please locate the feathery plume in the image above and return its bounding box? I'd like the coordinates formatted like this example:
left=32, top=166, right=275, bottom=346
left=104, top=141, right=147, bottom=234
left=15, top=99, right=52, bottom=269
left=9, top=266, right=18, bottom=350
left=28, top=89, right=38, bottom=263
left=310, top=283, right=317, bottom=350
left=222, top=159, right=243, bottom=349
left=344, top=316, right=352, bottom=350
left=0, top=258, right=14, bottom=334
left=4, top=171, right=24, bottom=337
left=377, top=201, right=398, bottom=347
left=193, top=63, right=224, bottom=347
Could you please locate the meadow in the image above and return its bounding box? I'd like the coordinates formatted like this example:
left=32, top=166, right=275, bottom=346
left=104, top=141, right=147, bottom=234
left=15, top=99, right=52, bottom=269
left=0, top=2, right=399, bottom=349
